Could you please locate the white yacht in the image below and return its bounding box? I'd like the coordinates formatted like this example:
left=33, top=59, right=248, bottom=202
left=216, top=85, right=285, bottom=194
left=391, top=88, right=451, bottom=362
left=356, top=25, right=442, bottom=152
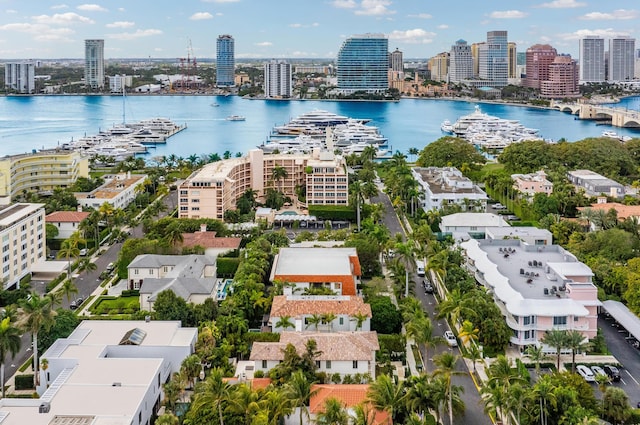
left=440, top=120, right=454, bottom=133
left=273, top=110, right=370, bottom=135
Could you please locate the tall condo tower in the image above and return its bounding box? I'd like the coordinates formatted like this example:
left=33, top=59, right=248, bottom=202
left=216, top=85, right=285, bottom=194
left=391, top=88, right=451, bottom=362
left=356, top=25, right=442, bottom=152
left=478, top=31, right=508, bottom=88
left=449, top=40, right=473, bottom=83
left=609, top=37, right=636, bottom=82
left=389, top=48, right=403, bottom=72
left=84, top=39, right=105, bottom=89
left=337, top=33, right=389, bottom=93
left=4, top=62, right=35, bottom=94
left=264, top=60, right=292, bottom=98
left=579, top=36, right=605, bottom=83
left=524, top=44, right=558, bottom=89
left=216, top=34, right=235, bottom=87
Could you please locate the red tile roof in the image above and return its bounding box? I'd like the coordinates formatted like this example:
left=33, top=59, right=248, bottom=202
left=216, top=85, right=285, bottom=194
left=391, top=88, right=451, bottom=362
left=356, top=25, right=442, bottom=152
left=270, top=295, right=371, bottom=318
left=45, top=211, right=90, bottom=223
left=578, top=202, right=640, bottom=221
left=309, top=384, right=391, bottom=425
left=180, top=231, right=242, bottom=250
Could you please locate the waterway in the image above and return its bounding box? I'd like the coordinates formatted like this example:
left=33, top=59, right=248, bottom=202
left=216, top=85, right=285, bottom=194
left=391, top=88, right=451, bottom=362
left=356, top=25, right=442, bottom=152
left=1, top=95, right=639, bottom=158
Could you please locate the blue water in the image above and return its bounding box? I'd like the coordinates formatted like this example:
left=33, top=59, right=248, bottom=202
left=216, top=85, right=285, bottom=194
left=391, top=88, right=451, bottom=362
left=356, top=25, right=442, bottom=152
left=1, top=95, right=639, bottom=158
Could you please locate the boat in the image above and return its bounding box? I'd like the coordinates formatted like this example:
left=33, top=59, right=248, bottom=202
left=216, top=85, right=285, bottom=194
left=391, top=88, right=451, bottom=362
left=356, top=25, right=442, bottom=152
left=226, top=115, right=246, bottom=121
left=440, top=120, right=454, bottom=133
left=602, top=130, right=632, bottom=142
left=211, top=103, right=220, bottom=107
left=273, top=109, right=370, bottom=135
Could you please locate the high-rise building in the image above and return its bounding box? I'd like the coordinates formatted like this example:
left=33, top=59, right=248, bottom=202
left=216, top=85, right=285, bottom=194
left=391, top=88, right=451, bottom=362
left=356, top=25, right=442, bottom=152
left=579, top=36, right=605, bottom=83
left=516, top=52, right=526, bottom=66
left=508, top=42, right=517, bottom=79
left=609, top=37, right=636, bottom=82
left=471, top=42, right=484, bottom=76
left=478, top=31, right=508, bottom=88
left=429, top=52, right=449, bottom=82
left=449, top=40, right=473, bottom=83
left=389, top=48, right=403, bottom=72
left=541, top=55, right=580, bottom=98
left=524, top=44, right=558, bottom=89
left=4, top=61, right=35, bottom=94
left=636, top=49, right=640, bottom=79
left=337, top=33, right=389, bottom=93
left=264, top=60, right=292, bottom=98
left=216, top=34, right=235, bottom=87
left=84, top=39, right=105, bottom=89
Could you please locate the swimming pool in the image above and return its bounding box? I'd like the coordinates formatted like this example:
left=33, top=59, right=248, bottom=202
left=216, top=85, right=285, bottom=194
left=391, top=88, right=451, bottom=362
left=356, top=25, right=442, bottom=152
left=215, top=279, right=234, bottom=300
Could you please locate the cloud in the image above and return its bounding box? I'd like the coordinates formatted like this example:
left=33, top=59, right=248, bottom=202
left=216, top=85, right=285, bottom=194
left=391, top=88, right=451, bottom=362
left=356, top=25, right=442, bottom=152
left=118, top=7, right=125, bottom=12
left=0, top=22, right=75, bottom=42
left=51, top=4, right=68, bottom=9
left=489, top=10, right=527, bottom=19
left=579, top=9, right=638, bottom=20
left=32, top=12, right=94, bottom=25
left=355, top=0, right=395, bottom=16
left=437, top=24, right=449, bottom=29
left=332, top=0, right=356, bottom=9
left=560, top=28, right=629, bottom=41
left=289, top=23, right=319, bottom=28
left=388, top=28, right=436, bottom=44
left=5, top=9, right=17, bottom=14
left=77, top=4, right=108, bottom=12
left=408, top=13, right=432, bottom=19
left=538, top=0, right=585, bottom=8
left=190, top=12, right=213, bottom=20
left=108, top=29, right=162, bottom=40
left=105, top=21, right=135, bottom=28
left=255, top=41, right=272, bottom=46
left=289, top=23, right=303, bottom=28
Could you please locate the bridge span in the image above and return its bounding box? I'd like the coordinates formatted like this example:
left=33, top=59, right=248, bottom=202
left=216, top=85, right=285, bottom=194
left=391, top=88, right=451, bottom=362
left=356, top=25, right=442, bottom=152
left=551, top=101, right=640, bottom=128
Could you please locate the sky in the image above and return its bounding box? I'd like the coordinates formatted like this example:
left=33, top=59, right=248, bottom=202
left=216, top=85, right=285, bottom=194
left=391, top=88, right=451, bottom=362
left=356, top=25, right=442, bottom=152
left=0, top=0, right=637, bottom=60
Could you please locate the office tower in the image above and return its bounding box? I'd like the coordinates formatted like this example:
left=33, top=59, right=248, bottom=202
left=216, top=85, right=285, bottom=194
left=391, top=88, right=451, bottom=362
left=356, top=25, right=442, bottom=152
left=524, top=44, right=558, bottom=89
left=609, top=37, right=636, bottom=82
left=264, top=60, right=292, bottom=98
left=337, top=33, right=389, bottom=93
left=541, top=55, right=580, bottom=98
left=429, top=52, right=449, bottom=82
left=508, top=42, right=517, bottom=79
left=4, top=61, right=35, bottom=93
left=84, top=39, right=105, bottom=89
left=517, top=52, right=526, bottom=66
left=478, top=31, right=508, bottom=87
left=471, top=42, right=483, bottom=76
left=216, top=34, right=235, bottom=87
left=449, top=40, right=473, bottom=83
left=636, top=49, right=640, bottom=79
left=389, top=48, right=403, bottom=72
left=579, top=36, right=605, bottom=83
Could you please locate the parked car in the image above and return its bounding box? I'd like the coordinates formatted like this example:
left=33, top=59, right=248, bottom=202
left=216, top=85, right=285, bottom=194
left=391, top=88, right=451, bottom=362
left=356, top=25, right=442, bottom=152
left=444, top=331, right=458, bottom=347
left=69, top=300, right=78, bottom=310
left=79, top=248, right=88, bottom=256
left=576, top=365, right=596, bottom=382
left=423, top=280, right=434, bottom=294
left=603, top=365, right=621, bottom=382
left=106, top=262, right=115, bottom=272
left=492, top=203, right=506, bottom=210
left=75, top=297, right=84, bottom=306
left=591, top=365, right=607, bottom=379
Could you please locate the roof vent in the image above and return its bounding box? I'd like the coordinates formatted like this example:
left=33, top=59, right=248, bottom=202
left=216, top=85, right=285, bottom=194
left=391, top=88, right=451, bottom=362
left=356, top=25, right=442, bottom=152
left=112, top=382, right=122, bottom=387
left=39, top=402, right=51, bottom=413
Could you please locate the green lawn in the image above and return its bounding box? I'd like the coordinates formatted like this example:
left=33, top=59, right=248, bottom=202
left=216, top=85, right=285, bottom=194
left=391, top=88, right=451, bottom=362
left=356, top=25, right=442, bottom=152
left=90, top=295, right=140, bottom=315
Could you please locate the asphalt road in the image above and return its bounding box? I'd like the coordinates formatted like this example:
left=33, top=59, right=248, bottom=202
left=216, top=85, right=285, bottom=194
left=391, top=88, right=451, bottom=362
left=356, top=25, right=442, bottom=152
left=374, top=183, right=491, bottom=425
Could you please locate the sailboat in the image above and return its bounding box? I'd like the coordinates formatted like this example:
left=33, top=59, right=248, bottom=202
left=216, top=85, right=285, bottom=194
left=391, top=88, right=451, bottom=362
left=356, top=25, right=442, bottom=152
left=107, top=85, right=134, bottom=136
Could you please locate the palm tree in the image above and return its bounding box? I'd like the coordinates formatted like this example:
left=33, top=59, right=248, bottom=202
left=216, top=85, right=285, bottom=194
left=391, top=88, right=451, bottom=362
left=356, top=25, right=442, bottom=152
left=565, top=330, right=591, bottom=373
left=57, top=238, right=81, bottom=281
left=18, top=292, right=56, bottom=388
left=350, top=312, right=369, bottom=331
left=307, top=313, right=322, bottom=331
left=464, top=342, right=482, bottom=372
left=285, top=370, right=318, bottom=425
left=524, top=345, right=548, bottom=376
left=406, top=315, right=442, bottom=373
left=315, top=397, right=350, bottom=425
left=57, top=279, right=78, bottom=304
left=190, top=368, right=231, bottom=425
left=602, top=386, right=633, bottom=425
left=321, top=312, right=337, bottom=332
left=437, top=288, right=470, bottom=326
left=260, top=388, right=294, bottom=425
left=226, top=383, right=263, bottom=425
left=486, top=355, right=526, bottom=390
left=76, top=257, right=97, bottom=276
left=541, top=329, right=569, bottom=371
left=457, top=320, right=479, bottom=346
left=408, top=147, right=419, bottom=162
left=350, top=180, right=364, bottom=232
left=352, top=403, right=378, bottom=425
left=275, top=315, right=295, bottom=331
left=272, top=165, right=288, bottom=193
left=394, top=241, right=415, bottom=297
left=366, top=374, right=404, bottom=422
left=433, top=352, right=464, bottom=425
left=532, top=375, right=557, bottom=425
left=0, top=317, right=21, bottom=397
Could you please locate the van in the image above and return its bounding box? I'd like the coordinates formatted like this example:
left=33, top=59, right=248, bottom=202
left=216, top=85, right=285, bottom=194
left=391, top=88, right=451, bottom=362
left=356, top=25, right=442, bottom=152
left=416, top=260, right=425, bottom=277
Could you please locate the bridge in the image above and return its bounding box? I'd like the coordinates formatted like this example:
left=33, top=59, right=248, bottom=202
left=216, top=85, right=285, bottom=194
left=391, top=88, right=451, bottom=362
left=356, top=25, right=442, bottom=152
left=550, top=101, right=640, bottom=128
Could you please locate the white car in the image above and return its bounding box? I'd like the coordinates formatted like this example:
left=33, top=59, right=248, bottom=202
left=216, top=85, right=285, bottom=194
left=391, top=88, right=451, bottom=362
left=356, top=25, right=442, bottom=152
left=492, top=203, right=506, bottom=210
left=591, top=365, right=607, bottom=379
left=444, top=331, right=458, bottom=347
left=576, top=365, right=596, bottom=382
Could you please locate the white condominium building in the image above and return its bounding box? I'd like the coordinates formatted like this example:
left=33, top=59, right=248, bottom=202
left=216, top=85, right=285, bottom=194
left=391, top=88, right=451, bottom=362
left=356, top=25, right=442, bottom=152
left=412, top=167, right=488, bottom=212
left=609, top=37, right=636, bottom=82
left=84, top=39, right=105, bottom=89
left=264, top=60, right=292, bottom=98
left=579, top=36, right=605, bottom=83
left=4, top=61, right=35, bottom=94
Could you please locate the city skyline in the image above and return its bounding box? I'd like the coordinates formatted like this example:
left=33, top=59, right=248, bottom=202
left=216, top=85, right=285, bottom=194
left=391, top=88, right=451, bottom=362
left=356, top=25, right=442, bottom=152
left=0, top=1, right=637, bottom=60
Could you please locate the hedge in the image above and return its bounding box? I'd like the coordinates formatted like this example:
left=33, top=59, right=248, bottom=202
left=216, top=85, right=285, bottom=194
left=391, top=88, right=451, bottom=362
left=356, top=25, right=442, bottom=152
left=378, top=334, right=406, bottom=361
left=121, top=289, right=140, bottom=297
left=217, top=257, right=241, bottom=277
left=14, top=374, right=34, bottom=391
left=308, top=205, right=356, bottom=221
left=244, top=332, right=281, bottom=346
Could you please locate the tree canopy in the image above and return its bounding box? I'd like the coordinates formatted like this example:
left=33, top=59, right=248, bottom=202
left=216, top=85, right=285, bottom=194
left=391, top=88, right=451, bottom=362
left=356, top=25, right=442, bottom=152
left=416, top=136, right=486, bottom=174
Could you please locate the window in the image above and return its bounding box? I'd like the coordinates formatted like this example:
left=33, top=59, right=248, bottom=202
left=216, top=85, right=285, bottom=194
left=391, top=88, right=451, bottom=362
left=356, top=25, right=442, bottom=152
left=326, top=360, right=331, bottom=369
left=523, top=316, right=535, bottom=326
left=315, top=361, right=321, bottom=369
left=262, top=360, right=267, bottom=369
left=352, top=361, right=358, bottom=369
left=553, top=316, right=567, bottom=326
left=339, top=317, right=344, bottom=325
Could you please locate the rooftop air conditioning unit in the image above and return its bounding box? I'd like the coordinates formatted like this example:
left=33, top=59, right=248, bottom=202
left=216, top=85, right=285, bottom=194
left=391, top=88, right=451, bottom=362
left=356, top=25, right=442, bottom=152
left=112, top=382, right=122, bottom=387
left=39, top=402, right=50, bottom=413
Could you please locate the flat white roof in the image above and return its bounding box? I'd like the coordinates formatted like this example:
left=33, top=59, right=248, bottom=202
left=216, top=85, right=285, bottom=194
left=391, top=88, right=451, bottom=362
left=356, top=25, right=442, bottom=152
left=71, top=320, right=195, bottom=347
left=271, top=247, right=357, bottom=277
left=486, top=226, right=552, bottom=240
left=441, top=213, right=509, bottom=228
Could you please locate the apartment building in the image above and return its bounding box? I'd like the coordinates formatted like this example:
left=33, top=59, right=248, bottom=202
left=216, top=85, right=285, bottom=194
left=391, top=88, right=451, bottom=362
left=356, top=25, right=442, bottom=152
left=75, top=173, right=147, bottom=210
left=0, top=203, right=46, bottom=289
left=540, top=55, right=580, bottom=99
left=84, top=39, right=105, bottom=89
left=412, top=167, right=488, bottom=212
left=4, top=61, right=35, bottom=94
left=567, top=169, right=625, bottom=198
left=579, top=36, right=605, bottom=83
left=178, top=149, right=348, bottom=220
left=511, top=170, right=553, bottom=197
left=524, top=44, right=557, bottom=90
left=0, top=150, right=89, bottom=203
left=264, top=60, right=292, bottom=98
left=462, top=238, right=600, bottom=350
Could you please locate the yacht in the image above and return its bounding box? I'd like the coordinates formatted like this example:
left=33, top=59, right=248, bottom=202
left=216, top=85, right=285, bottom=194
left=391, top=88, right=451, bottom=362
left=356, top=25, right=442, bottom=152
left=226, top=115, right=246, bottom=121
left=273, top=110, right=370, bottom=135
left=440, top=120, right=454, bottom=133
left=259, top=135, right=324, bottom=153
left=602, top=130, right=632, bottom=142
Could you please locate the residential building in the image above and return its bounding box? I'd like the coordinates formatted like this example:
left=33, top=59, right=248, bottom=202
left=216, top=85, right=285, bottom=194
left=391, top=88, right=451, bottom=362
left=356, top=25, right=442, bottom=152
left=478, top=31, right=509, bottom=88
left=0, top=203, right=45, bottom=289
left=84, top=39, right=105, bottom=89
left=578, top=202, right=640, bottom=222
left=270, top=247, right=361, bottom=296
left=485, top=226, right=553, bottom=246
left=216, top=34, right=235, bottom=87
left=75, top=172, right=147, bottom=210
left=0, top=320, right=196, bottom=425
left=0, top=150, right=89, bottom=203
left=524, top=44, right=557, bottom=90
left=264, top=60, right=292, bottom=98
left=412, top=167, right=488, bottom=212
left=541, top=55, right=580, bottom=98
left=508, top=42, right=517, bottom=79
left=429, top=52, right=449, bottom=82
left=108, top=74, right=133, bottom=93
left=308, top=384, right=391, bottom=425
left=579, top=36, right=605, bottom=83
left=461, top=238, right=600, bottom=350
left=567, top=169, right=625, bottom=198
left=250, top=331, right=379, bottom=378
left=294, top=65, right=332, bottom=75
left=337, top=33, right=389, bottom=93
left=128, top=254, right=217, bottom=309
left=178, top=149, right=348, bottom=220
left=4, top=61, right=35, bottom=94
left=449, top=40, right=473, bottom=83
left=636, top=49, right=640, bottom=80
left=180, top=223, right=242, bottom=257
left=511, top=170, right=553, bottom=196
left=269, top=295, right=371, bottom=332
left=609, top=37, right=636, bottom=82
left=45, top=210, right=90, bottom=239
left=440, top=212, right=509, bottom=237
left=389, top=48, right=403, bottom=72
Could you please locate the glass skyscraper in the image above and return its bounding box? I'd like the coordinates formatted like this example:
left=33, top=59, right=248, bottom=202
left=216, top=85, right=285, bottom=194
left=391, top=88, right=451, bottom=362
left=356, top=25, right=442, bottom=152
left=216, top=35, right=235, bottom=87
left=478, top=31, right=508, bottom=88
left=84, top=39, right=104, bottom=90
left=337, top=34, right=389, bottom=93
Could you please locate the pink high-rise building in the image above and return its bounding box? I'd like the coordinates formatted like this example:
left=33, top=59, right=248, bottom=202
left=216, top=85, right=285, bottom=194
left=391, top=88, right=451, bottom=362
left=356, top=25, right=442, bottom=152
left=541, top=55, right=580, bottom=98
left=524, top=44, right=557, bottom=89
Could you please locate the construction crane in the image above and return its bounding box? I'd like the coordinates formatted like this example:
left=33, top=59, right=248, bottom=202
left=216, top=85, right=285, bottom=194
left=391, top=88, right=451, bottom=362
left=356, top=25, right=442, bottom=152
left=176, top=39, right=197, bottom=92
